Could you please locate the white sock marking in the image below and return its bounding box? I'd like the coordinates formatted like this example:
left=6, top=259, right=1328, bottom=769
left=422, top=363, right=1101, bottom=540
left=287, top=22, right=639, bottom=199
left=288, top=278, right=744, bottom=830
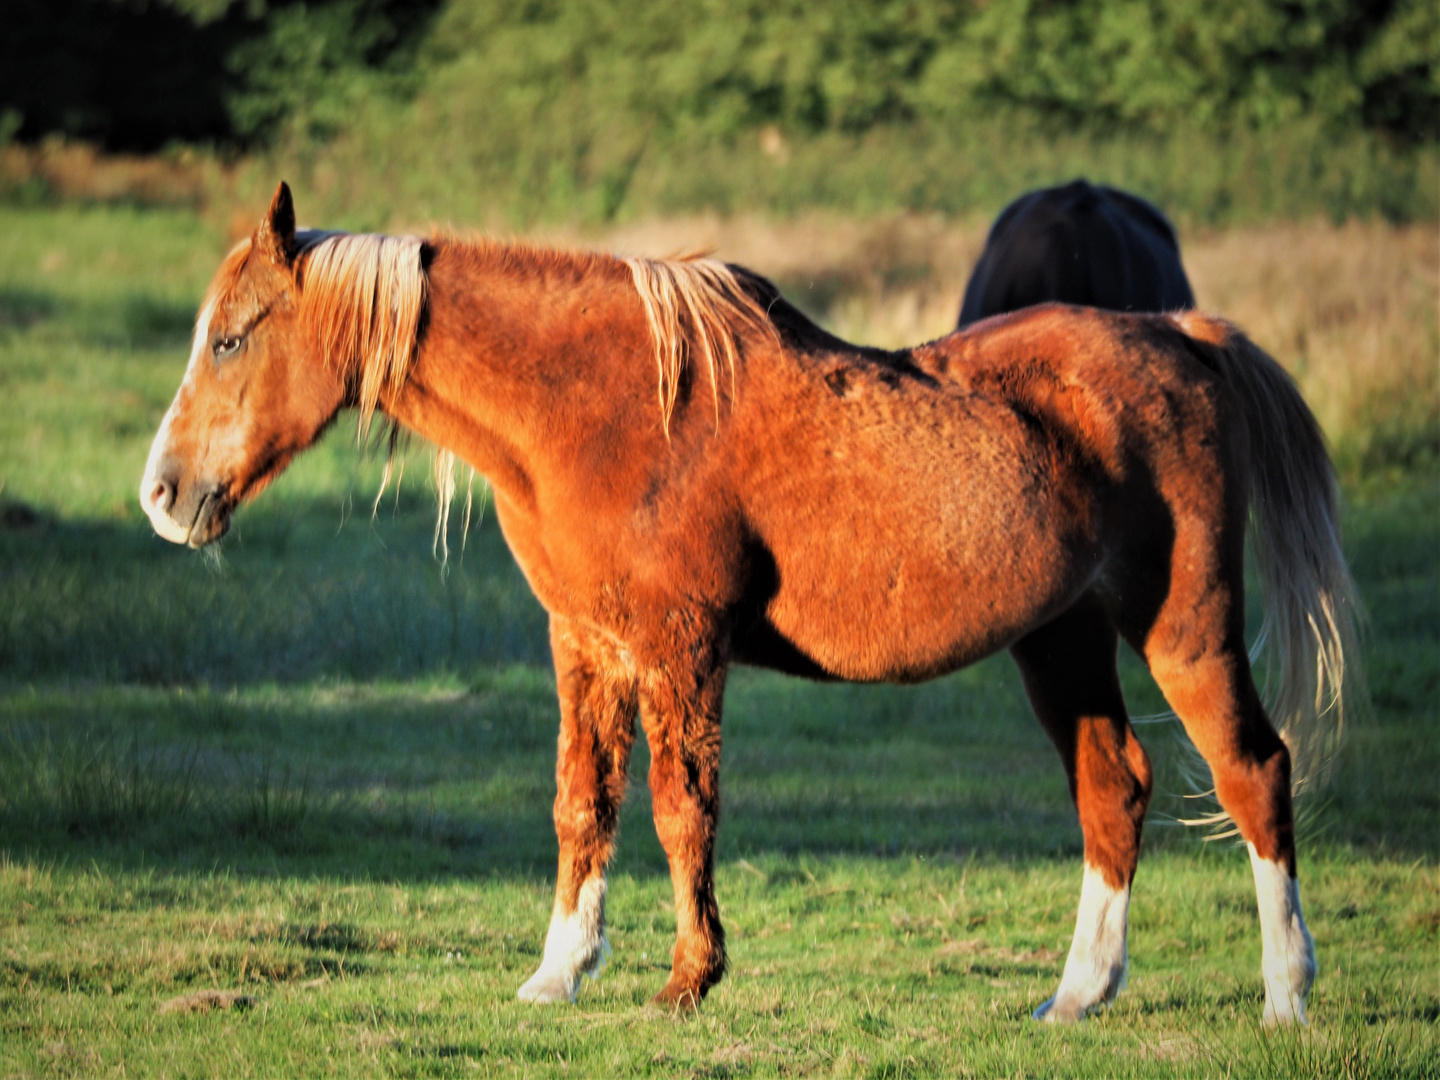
left=1248, top=844, right=1315, bottom=1025
left=1035, top=863, right=1130, bottom=1022
left=516, top=875, right=609, bottom=1004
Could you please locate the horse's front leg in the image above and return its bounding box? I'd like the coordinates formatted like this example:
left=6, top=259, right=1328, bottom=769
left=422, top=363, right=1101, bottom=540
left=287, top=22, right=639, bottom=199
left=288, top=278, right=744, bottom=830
left=518, top=617, right=638, bottom=1004
left=640, top=657, right=728, bottom=1008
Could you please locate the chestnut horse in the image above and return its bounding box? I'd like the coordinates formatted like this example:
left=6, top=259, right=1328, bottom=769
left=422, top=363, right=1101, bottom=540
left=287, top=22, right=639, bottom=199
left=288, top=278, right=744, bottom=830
left=958, top=180, right=1195, bottom=329
left=142, top=184, right=1357, bottom=1024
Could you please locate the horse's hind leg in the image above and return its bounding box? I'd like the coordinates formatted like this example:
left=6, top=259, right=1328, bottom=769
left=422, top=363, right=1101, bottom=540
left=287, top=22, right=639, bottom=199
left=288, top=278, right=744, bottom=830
left=1142, top=609, right=1315, bottom=1024
left=517, top=617, right=638, bottom=1004
left=1011, top=599, right=1153, bottom=1022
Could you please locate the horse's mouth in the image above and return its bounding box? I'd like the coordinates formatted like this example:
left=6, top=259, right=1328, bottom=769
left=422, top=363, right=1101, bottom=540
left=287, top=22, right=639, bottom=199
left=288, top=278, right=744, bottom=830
left=185, top=489, right=232, bottom=548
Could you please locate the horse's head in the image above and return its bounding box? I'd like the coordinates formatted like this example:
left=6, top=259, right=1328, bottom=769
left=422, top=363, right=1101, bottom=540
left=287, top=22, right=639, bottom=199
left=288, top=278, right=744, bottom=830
left=140, top=183, right=345, bottom=546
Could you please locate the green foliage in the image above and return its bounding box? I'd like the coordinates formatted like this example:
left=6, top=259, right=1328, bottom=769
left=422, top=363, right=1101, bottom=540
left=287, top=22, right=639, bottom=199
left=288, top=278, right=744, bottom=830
left=5, top=1, right=1437, bottom=221
left=225, top=0, right=1438, bottom=225
left=916, top=0, right=1439, bottom=140
left=227, top=0, right=441, bottom=143
left=1359, top=0, right=1440, bottom=138
left=356, top=0, right=1440, bottom=143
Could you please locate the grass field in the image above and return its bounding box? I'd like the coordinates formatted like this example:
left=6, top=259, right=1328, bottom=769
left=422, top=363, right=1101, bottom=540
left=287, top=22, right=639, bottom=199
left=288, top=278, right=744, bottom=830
left=0, top=205, right=1436, bottom=1077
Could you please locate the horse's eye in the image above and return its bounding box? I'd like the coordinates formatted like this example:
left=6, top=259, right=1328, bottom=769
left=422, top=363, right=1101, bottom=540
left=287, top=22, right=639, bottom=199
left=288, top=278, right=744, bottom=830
left=212, top=336, right=243, bottom=360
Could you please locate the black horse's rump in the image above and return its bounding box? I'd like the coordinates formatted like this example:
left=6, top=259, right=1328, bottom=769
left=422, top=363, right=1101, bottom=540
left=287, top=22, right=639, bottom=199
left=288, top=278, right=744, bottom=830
left=958, top=180, right=1195, bottom=328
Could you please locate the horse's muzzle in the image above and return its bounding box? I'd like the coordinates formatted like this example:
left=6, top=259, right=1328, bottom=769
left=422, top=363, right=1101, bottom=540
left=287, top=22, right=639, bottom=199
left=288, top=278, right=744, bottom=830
left=140, top=466, right=230, bottom=547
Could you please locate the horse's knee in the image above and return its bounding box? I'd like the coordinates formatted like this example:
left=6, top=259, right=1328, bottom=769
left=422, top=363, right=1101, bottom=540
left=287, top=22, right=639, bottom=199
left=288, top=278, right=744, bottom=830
left=1076, top=716, right=1152, bottom=814
left=647, top=735, right=721, bottom=847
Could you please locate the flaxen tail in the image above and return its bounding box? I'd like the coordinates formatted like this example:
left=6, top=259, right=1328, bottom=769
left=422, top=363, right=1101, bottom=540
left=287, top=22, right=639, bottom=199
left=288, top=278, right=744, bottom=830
left=1172, top=312, right=1364, bottom=791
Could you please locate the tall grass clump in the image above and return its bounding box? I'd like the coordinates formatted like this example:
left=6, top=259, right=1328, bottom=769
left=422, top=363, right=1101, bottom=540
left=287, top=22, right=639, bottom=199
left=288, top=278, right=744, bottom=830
left=0, top=724, right=199, bottom=838
left=244, top=93, right=1439, bottom=234
left=0, top=720, right=333, bottom=850
left=232, top=755, right=313, bottom=844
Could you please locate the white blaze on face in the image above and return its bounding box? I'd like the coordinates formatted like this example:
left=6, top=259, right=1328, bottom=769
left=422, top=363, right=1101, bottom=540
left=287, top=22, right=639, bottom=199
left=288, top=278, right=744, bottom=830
left=1034, top=863, right=1130, bottom=1022
left=516, top=875, right=609, bottom=1004
left=1248, top=843, right=1316, bottom=1025
left=139, top=299, right=215, bottom=543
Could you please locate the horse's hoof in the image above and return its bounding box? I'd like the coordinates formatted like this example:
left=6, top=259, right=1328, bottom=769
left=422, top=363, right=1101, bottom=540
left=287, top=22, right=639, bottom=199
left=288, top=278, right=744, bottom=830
left=1032, top=994, right=1090, bottom=1022
left=517, top=968, right=577, bottom=1004
left=649, top=981, right=704, bottom=1011
left=1262, top=996, right=1309, bottom=1027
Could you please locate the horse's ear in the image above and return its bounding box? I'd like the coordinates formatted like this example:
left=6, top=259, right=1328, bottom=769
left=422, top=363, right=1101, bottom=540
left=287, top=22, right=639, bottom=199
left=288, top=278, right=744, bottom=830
left=255, top=181, right=296, bottom=264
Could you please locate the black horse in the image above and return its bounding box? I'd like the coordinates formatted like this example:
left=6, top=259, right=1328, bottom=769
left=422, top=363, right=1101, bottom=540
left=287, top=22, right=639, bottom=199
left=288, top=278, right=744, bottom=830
left=958, top=180, right=1195, bottom=328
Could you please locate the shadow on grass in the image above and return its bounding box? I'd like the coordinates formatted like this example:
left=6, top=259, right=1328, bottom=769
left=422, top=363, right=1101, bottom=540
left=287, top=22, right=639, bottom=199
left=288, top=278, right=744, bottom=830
left=0, top=489, right=1076, bottom=882
left=0, top=490, right=551, bottom=684
left=1, top=478, right=1435, bottom=884
left=0, top=660, right=1087, bottom=883
left=0, top=285, right=56, bottom=329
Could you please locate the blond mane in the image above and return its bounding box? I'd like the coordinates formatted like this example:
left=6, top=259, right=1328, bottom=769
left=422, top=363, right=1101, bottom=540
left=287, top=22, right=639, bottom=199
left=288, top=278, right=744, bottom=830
left=621, top=255, right=777, bottom=434
left=297, top=232, right=428, bottom=434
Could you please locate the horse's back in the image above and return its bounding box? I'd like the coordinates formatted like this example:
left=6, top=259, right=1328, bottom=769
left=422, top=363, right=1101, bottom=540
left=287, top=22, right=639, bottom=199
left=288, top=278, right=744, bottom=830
left=958, top=180, right=1195, bottom=328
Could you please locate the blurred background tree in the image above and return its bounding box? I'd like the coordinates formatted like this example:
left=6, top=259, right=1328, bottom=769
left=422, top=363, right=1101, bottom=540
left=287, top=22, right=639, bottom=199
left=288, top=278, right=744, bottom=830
left=1, top=0, right=1435, bottom=223
left=0, top=0, right=442, bottom=150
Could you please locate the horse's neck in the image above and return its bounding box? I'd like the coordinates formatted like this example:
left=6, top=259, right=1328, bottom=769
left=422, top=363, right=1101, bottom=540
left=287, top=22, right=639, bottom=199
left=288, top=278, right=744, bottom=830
left=381, top=243, right=653, bottom=510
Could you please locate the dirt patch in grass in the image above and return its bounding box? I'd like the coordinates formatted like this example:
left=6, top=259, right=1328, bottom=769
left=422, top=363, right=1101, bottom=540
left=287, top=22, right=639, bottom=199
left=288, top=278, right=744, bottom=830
left=158, top=988, right=257, bottom=1014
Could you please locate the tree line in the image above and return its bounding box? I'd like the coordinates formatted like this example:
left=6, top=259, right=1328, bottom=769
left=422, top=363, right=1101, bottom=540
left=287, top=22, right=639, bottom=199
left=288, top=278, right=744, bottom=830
left=4, top=0, right=1432, bottom=150
left=2, top=1, right=1435, bottom=223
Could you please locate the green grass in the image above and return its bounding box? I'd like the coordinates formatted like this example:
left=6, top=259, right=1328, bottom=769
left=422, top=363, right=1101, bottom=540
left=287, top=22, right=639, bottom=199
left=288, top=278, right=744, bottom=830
left=0, top=205, right=1436, bottom=1077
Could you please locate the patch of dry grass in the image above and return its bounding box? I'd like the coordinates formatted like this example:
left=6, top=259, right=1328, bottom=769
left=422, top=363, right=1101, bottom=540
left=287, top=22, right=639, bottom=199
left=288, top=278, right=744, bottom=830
left=1184, top=221, right=1438, bottom=452
left=0, top=140, right=221, bottom=209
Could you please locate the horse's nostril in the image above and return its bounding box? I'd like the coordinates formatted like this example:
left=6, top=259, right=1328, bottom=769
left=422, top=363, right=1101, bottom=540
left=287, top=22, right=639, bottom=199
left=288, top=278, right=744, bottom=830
left=146, top=477, right=175, bottom=514
left=139, top=470, right=192, bottom=545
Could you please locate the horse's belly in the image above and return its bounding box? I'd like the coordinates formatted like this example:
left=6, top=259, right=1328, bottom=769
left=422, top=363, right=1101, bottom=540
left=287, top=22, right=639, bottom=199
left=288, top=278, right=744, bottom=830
left=758, top=514, right=1091, bottom=683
